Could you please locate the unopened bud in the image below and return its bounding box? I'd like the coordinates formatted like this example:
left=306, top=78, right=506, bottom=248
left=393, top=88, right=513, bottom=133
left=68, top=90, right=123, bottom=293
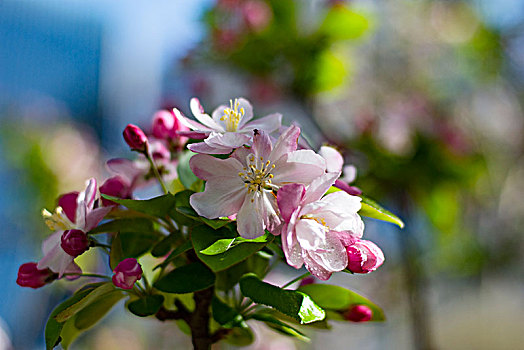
left=112, top=258, right=143, bottom=289
left=16, top=262, right=57, bottom=289
left=346, top=239, right=385, bottom=274
left=343, top=304, right=373, bottom=322
left=123, top=124, right=148, bottom=151
left=61, top=229, right=90, bottom=257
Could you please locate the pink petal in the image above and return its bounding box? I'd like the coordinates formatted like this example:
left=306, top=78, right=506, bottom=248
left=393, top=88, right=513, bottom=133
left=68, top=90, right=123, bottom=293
left=58, top=192, right=79, bottom=223
left=188, top=141, right=233, bottom=154
left=277, top=183, right=305, bottom=222
left=177, top=130, right=209, bottom=139
left=106, top=158, right=147, bottom=185
left=342, top=165, right=357, bottom=183
left=252, top=130, right=272, bottom=160
left=318, top=146, right=344, bottom=173
left=85, top=206, right=112, bottom=231
left=189, top=154, right=243, bottom=181
left=190, top=177, right=246, bottom=219
left=302, top=172, right=340, bottom=204
left=303, top=252, right=332, bottom=281
left=271, top=150, right=326, bottom=185
left=281, top=226, right=304, bottom=269
left=295, top=219, right=328, bottom=251
left=38, top=240, right=75, bottom=278
left=231, top=146, right=253, bottom=165
left=270, top=125, right=300, bottom=162
left=190, top=97, right=206, bottom=115
left=241, top=113, right=282, bottom=133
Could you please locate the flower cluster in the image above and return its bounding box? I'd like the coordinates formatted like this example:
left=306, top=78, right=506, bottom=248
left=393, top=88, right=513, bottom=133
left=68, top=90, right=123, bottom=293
left=16, top=97, right=398, bottom=349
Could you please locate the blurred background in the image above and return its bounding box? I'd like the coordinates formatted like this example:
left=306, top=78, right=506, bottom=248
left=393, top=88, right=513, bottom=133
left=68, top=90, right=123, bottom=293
left=1, top=0, right=523, bottom=349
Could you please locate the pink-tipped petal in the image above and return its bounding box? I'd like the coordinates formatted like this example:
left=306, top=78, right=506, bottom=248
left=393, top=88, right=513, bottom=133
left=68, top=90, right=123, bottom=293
left=58, top=192, right=79, bottom=223
left=302, top=172, right=340, bottom=204
left=174, top=108, right=213, bottom=132
left=277, top=183, right=305, bottom=222
left=270, top=125, right=300, bottom=161
left=252, top=129, right=272, bottom=160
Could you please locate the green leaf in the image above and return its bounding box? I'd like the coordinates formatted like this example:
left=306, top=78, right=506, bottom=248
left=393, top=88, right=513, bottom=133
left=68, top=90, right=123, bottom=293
left=55, top=284, right=115, bottom=323
left=169, top=190, right=200, bottom=225
left=88, top=218, right=155, bottom=235
left=153, top=240, right=193, bottom=271
left=201, top=217, right=232, bottom=230
left=119, top=231, right=163, bottom=258
left=200, top=233, right=274, bottom=255
left=251, top=312, right=310, bottom=342
left=211, top=296, right=246, bottom=328
left=110, top=233, right=124, bottom=270
left=224, top=326, right=254, bottom=346
left=45, top=289, right=92, bottom=349
left=298, top=284, right=385, bottom=321
left=177, top=151, right=199, bottom=189
left=45, top=283, right=118, bottom=349
left=239, top=274, right=325, bottom=324
left=359, top=196, right=404, bottom=229
left=192, top=226, right=273, bottom=272
left=127, top=295, right=165, bottom=317
left=101, top=193, right=176, bottom=218
left=151, top=232, right=179, bottom=257
left=154, top=262, right=215, bottom=293
left=74, top=291, right=125, bottom=329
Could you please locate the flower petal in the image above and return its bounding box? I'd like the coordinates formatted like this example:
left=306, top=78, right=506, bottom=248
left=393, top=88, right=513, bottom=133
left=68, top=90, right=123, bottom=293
left=234, top=97, right=254, bottom=128
left=277, top=183, right=305, bottom=222
left=302, top=172, right=340, bottom=204
left=189, top=154, right=243, bottom=181
left=174, top=108, right=212, bottom=131
left=190, top=98, right=225, bottom=131
left=241, top=113, right=282, bottom=133
left=252, top=129, right=272, bottom=160
left=85, top=206, right=112, bottom=231
left=190, top=177, right=246, bottom=219
left=295, top=219, right=328, bottom=251
left=236, top=192, right=266, bottom=239
left=271, top=150, right=326, bottom=185
left=319, top=146, right=344, bottom=173
left=270, top=125, right=300, bottom=162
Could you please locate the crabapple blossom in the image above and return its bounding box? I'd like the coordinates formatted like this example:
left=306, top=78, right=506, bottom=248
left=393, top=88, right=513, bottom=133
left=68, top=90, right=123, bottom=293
left=189, top=125, right=326, bottom=238
left=16, top=262, right=57, bottom=289
left=38, top=178, right=111, bottom=277
left=175, top=97, right=282, bottom=154
left=112, top=258, right=143, bottom=289
left=99, top=176, right=132, bottom=206
left=151, top=110, right=189, bottom=150
left=277, top=172, right=365, bottom=280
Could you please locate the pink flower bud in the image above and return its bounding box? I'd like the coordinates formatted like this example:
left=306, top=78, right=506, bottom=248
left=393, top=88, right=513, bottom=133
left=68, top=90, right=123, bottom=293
left=242, top=0, right=272, bottom=32
left=61, top=229, right=90, bottom=257
left=343, top=304, right=373, bottom=322
left=16, top=262, right=57, bottom=289
left=299, top=275, right=316, bottom=287
left=152, top=110, right=175, bottom=139
left=112, top=258, right=143, bottom=289
left=346, top=239, right=385, bottom=274
left=58, top=192, right=79, bottom=223
left=99, top=176, right=131, bottom=206
left=123, top=124, right=148, bottom=151
left=334, top=179, right=362, bottom=196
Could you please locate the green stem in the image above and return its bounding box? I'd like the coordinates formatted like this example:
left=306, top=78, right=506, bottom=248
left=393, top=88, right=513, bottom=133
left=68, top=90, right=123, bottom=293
left=63, top=273, right=110, bottom=280
left=281, top=271, right=311, bottom=289
left=145, top=145, right=169, bottom=194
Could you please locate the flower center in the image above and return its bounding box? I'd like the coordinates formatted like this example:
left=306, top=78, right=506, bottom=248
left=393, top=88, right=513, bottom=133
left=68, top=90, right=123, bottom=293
left=221, top=98, right=245, bottom=132
left=238, top=155, right=276, bottom=197
left=300, top=215, right=330, bottom=230
left=42, top=207, right=74, bottom=231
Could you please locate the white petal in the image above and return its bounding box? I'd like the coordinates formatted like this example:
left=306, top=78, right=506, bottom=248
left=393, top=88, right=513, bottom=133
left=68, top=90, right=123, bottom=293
left=295, top=219, right=328, bottom=251
left=235, top=97, right=254, bottom=128
left=190, top=177, right=246, bottom=219
left=271, top=150, right=326, bottom=186
left=342, top=165, right=357, bottom=183
left=302, top=172, right=340, bottom=204
left=189, top=154, right=243, bottom=181
left=319, top=146, right=344, bottom=173
left=174, top=108, right=212, bottom=131
left=241, top=113, right=282, bottom=133
left=236, top=192, right=266, bottom=239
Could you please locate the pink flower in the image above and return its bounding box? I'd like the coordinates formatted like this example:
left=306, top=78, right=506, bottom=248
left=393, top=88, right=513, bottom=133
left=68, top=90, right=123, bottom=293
left=189, top=125, right=326, bottom=238
left=242, top=0, right=272, bottom=32
left=99, top=176, right=132, bottom=206
left=16, top=262, right=57, bottom=289
left=106, top=140, right=178, bottom=192
left=151, top=110, right=189, bottom=150
left=112, top=258, right=143, bottom=289
left=39, top=178, right=111, bottom=277
left=346, top=239, right=385, bottom=274
left=175, top=97, right=282, bottom=154
left=343, top=305, right=373, bottom=322
left=277, top=172, right=364, bottom=280
left=318, top=146, right=362, bottom=196
left=123, top=124, right=148, bottom=151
